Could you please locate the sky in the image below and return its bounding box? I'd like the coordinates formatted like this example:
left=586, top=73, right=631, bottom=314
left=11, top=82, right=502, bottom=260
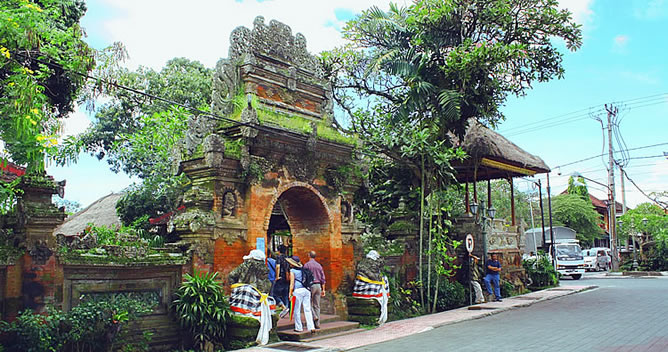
left=47, top=0, right=668, bottom=212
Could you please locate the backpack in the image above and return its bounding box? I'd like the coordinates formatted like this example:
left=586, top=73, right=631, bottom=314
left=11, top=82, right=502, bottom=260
left=277, top=256, right=290, bottom=281
left=298, top=267, right=315, bottom=290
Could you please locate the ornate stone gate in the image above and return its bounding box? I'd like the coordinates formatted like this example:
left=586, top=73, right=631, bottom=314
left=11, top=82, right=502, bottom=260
left=172, top=17, right=362, bottom=312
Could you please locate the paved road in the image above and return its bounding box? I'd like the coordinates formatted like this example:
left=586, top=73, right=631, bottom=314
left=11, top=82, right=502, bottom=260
left=350, top=276, right=668, bottom=352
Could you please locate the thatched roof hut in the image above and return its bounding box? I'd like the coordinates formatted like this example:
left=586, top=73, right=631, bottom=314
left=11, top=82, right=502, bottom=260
left=53, top=193, right=123, bottom=236
left=452, top=119, right=550, bottom=183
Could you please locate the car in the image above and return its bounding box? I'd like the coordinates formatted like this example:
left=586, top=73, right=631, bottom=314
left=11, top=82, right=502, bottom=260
left=582, top=248, right=611, bottom=271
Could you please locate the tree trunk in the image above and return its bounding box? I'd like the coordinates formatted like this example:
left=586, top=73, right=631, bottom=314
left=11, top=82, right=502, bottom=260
left=419, top=154, right=425, bottom=308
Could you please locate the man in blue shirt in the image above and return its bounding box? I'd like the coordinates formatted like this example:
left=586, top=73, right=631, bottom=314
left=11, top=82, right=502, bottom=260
left=484, top=253, right=503, bottom=302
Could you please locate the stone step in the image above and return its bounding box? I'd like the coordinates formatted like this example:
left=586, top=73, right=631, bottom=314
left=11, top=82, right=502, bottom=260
left=277, top=320, right=360, bottom=342
left=276, top=313, right=339, bottom=330
left=300, top=327, right=367, bottom=343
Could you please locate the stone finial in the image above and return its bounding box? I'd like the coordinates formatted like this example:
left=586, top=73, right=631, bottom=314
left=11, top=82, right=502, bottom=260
left=228, top=16, right=323, bottom=76
left=203, top=134, right=225, bottom=168
left=184, top=114, right=218, bottom=156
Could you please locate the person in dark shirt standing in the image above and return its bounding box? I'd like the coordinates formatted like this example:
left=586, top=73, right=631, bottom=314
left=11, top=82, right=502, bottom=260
left=303, top=250, right=326, bottom=329
left=274, top=245, right=290, bottom=317
left=483, top=253, right=503, bottom=302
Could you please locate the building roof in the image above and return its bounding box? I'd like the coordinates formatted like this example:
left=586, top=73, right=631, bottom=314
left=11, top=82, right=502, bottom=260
left=560, top=190, right=624, bottom=212
left=53, top=193, right=123, bottom=236
left=451, top=119, right=550, bottom=182
left=0, top=162, right=26, bottom=183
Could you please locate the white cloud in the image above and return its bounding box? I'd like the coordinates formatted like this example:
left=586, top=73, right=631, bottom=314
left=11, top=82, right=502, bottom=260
left=559, top=0, right=595, bottom=26
left=613, top=34, right=629, bottom=52
left=634, top=0, right=668, bottom=20
left=60, top=105, right=91, bottom=138
left=95, top=0, right=406, bottom=70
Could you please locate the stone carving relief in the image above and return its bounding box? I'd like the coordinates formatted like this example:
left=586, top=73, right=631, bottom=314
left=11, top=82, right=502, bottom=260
left=222, top=191, right=237, bottom=218
left=28, top=240, right=53, bottom=265
left=203, top=134, right=225, bottom=168
left=211, top=58, right=239, bottom=117
left=228, top=16, right=323, bottom=77
left=183, top=114, right=218, bottom=156
left=341, top=200, right=352, bottom=224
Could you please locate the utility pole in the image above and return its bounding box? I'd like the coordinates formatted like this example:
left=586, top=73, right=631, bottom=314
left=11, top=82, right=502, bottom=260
left=620, top=165, right=627, bottom=251
left=538, top=179, right=546, bottom=252
left=606, top=104, right=619, bottom=270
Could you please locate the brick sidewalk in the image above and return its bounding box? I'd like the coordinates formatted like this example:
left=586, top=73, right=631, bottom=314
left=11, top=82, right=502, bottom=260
left=239, top=285, right=595, bottom=351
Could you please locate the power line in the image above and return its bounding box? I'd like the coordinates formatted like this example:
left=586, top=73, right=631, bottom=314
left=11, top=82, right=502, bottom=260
left=553, top=142, right=668, bottom=169
left=501, top=94, right=668, bottom=137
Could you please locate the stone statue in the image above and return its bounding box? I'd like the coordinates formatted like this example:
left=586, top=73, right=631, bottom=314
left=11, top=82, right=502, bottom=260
left=228, top=249, right=271, bottom=293
left=222, top=192, right=236, bottom=218
left=355, top=250, right=384, bottom=282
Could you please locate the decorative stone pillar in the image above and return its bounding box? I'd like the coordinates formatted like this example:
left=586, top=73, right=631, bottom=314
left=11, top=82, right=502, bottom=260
left=17, top=173, right=66, bottom=313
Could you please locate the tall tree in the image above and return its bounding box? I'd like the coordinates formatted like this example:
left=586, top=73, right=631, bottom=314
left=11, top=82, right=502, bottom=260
left=566, top=176, right=590, bottom=202
left=77, top=57, right=213, bottom=172
left=328, top=0, right=582, bottom=304
left=551, top=194, right=604, bottom=246
left=70, top=58, right=213, bottom=227
left=1, top=0, right=93, bottom=168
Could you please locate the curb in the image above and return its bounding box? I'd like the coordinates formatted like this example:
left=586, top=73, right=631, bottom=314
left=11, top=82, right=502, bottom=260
left=238, top=285, right=596, bottom=351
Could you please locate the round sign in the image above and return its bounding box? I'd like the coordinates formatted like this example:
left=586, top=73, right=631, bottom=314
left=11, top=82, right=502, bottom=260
left=465, top=234, right=474, bottom=253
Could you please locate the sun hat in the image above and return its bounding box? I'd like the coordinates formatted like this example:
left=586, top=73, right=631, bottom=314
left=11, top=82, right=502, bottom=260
left=243, top=249, right=265, bottom=261
left=285, top=255, right=302, bottom=268
left=366, top=250, right=380, bottom=261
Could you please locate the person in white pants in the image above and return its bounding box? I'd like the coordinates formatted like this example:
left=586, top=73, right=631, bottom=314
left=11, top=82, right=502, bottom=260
left=287, top=256, right=315, bottom=333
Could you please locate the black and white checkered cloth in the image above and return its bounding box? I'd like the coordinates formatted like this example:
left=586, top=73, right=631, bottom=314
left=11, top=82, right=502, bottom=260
left=352, top=275, right=389, bottom=299
left=230, top=284, right=275, bottom=316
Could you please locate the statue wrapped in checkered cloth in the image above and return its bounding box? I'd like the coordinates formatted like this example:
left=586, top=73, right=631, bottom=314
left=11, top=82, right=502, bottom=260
left=352, top=250, right=389, bottom=325
left=228, top=249, right=276, bottom=345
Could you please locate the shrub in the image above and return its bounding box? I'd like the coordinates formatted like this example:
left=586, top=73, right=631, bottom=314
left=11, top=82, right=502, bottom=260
left=522, top=253, right=559, bottom=289
left=172, top=271, right=231, bottom=350
left=431, top=279, right=467, bottom=312
left=0, top=297, right=152, bottom=352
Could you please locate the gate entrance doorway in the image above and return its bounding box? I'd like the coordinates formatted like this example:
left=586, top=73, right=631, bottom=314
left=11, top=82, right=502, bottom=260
left=268, top=200, right=292, bottom=256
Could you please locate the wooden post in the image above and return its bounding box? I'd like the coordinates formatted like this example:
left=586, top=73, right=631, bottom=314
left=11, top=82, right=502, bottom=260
left=509, top=178, right=515, bottom=226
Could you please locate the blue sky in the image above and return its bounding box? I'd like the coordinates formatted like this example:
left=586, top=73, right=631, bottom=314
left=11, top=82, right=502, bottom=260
left=47, top=0, right=667, bottom=210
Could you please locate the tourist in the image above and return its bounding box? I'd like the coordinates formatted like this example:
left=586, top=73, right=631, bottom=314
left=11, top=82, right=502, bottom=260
left=274, top=245, right=290, bottom=317
left=267, top=250, right=277, bottom=295
left=469, top=254, right=485, bottom=304
left=303, top=250, right=326, bottom=329
left=483, top=253, right=503, bottom=302
left=287, top=256, right=315, bottom=333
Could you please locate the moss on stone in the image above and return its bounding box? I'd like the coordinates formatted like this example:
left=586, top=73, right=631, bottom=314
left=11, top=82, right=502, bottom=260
left=348, top=314, right=379, bottom=326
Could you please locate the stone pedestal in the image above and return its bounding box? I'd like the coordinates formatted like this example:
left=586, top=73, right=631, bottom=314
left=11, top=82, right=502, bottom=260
left=346, top=296, right=381, bottom=325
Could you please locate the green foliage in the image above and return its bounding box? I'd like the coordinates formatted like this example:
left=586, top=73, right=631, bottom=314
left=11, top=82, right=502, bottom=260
left=429, top=279, right=467, bottom=312
left=551, top=194, right=604, bottom=246
left=0, top=0, right=95, bottom=169
left=522, top=253, right=559, bottom=289
left=116, top=174, right=187, bottom=228
left=387, top=275, right=423, bottom=320
left=566, top=176, right=590, bottom=202
left=474, top=179, right=537, bottom=227
left=618, top=203, right=668, bottom=270
left=172, top=271, right=231, bottom=350
left=0, top=297, right=152, bottom=352
left=78, top=58, right=213, bottom=163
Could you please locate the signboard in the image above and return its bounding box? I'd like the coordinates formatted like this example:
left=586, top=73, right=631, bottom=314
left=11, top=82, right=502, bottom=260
left=256, top=237, right=265, bottom=254
left=465, top=234, right=474, bottom=253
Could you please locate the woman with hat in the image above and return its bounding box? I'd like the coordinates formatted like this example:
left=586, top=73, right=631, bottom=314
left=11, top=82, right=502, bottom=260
left=287, top=255, right=316, bottom=333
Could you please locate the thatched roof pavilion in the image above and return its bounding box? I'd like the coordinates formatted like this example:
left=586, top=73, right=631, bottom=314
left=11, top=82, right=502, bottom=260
left=452, top=119, right=550, bottom=183
left=451, top=119, right=551, bottom=226
left=53, top=193, right=123, bottom=236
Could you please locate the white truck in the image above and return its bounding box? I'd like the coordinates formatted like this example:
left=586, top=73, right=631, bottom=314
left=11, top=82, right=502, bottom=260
left=550, top=239, right=585, bottom=280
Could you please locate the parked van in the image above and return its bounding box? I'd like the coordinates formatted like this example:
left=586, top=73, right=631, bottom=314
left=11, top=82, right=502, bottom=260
left=582, top=247, right=611, bottom=271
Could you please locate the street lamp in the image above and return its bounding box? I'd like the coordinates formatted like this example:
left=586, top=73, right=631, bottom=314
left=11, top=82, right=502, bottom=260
left=470, top=201, right=496, bottom=263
